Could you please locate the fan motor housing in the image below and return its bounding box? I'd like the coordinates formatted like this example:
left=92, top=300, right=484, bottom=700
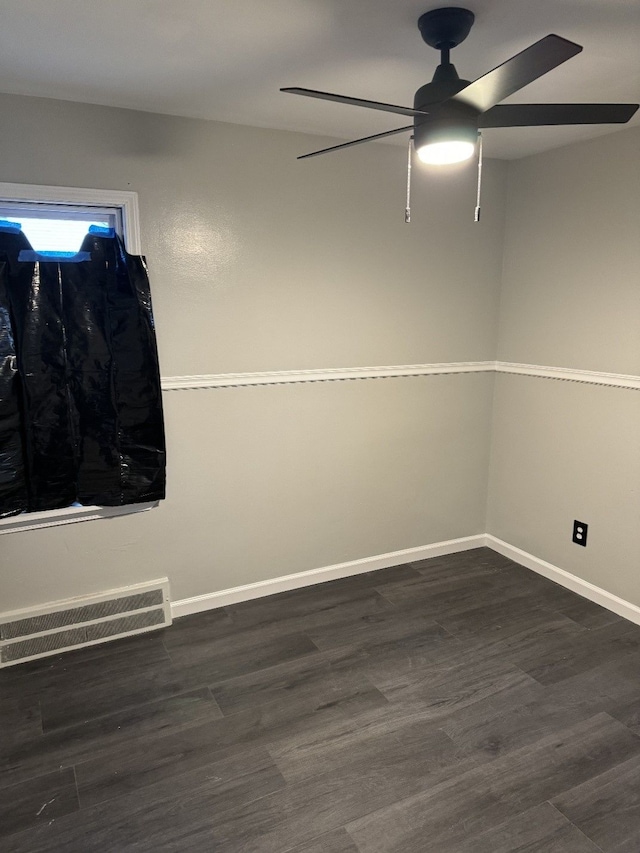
left=413, top=76, right=470, bottom=110
left=413, top=101, right=479, bottom=151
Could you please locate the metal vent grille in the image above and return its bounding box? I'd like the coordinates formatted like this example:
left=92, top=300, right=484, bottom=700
left=0, top=580, right=170, bottom=667
left=2, top=628, right=89, bottom=662
left=86, top=610, right=165, bottom=641
left=1, top=590, right=164, bottom=640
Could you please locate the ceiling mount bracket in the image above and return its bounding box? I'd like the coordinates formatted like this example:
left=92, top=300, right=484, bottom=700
left=417, top=7, right=475, bottom=52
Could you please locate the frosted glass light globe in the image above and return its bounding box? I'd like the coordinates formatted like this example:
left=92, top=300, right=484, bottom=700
left=417, top=140, right=475, bottom=165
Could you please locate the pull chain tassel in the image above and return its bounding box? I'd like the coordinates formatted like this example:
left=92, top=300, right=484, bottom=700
left=474, top=131, right=483, bottom=222
left=405, top=137, right=413, bottom=223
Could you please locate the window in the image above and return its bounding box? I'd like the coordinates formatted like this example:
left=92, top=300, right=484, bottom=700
left=0, top=183, right=161, bottom=535
left=0, top=182, right=141, bottom=254
left=0, top=205, right=119, bottom=254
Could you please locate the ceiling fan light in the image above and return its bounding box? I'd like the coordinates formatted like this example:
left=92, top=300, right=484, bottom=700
left=416, top=139, right=476, bottom=165
left=413, top=114, right=479, bottom=166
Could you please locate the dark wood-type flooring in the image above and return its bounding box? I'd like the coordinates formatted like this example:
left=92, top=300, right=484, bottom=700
left=2, top=547, right=640, bottom=851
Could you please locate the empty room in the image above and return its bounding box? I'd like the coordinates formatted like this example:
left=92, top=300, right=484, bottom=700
left=0, top=1, right=639, bottom=851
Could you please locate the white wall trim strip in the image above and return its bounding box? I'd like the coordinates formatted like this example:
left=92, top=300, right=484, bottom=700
left=0, top=502, right=158, bottom=536
left=170, top=535, right=486, bottom=618
left=161, top=361, right=640, bottom=391
left=486, top=535, right=640, bottom=627
left=171, top=533, right=640, bottom=627
left=495, top=362, right=640, bottom=390
left=161, top=362, right=493, bottom=390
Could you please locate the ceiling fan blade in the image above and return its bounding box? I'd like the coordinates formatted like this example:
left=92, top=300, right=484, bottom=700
left=297, top=125, right=414, bottom=160
left=480, top=103, right=639, bottom=127
left=454, top=34, right=583, bottom=113
left=281, top=87, right=429, bottom=118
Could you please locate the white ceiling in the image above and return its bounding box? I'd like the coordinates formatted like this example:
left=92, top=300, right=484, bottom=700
left=0, top=0, right=638, bottom=159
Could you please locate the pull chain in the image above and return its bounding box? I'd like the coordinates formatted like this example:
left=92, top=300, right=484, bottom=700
left=405, top=136, right=413, bottom=223
left=474, top=131, right=483, bottom=222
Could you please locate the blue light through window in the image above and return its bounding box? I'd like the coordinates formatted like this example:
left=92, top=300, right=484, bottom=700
left=3, top=216, right=111, bottom=253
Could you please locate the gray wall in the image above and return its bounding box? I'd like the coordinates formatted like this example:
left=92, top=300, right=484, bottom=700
left=0, top=93, right=505, bottom=611
left=487, top=128, right=640, bottom=604
left=2, top=95, right=636, bottom=617
left=495, top=128, right=640, bottom=374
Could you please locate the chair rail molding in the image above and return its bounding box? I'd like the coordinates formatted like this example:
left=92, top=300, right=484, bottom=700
left=161, top=361, right=640, bottom=391
left=495, top=361, right=640, bottom=390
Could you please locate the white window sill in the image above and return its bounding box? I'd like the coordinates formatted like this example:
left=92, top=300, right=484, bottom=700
left=0, top=502, right=158, bottom=535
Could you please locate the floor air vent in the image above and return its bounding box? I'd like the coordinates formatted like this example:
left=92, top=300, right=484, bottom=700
left=0, top=579, right=171, bottom=667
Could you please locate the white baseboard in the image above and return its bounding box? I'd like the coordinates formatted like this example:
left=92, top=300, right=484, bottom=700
left=170, top=535, right=485, bottom=618
left=486, top=535, right=640, bottom=627
left=171, top=533, right=640, bottom=627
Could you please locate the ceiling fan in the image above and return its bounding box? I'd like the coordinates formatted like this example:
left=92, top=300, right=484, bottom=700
left=281, top=7, right=638, bottom=165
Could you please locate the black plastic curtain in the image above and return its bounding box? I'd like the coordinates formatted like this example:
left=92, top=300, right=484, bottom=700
left=0, top=224, right=165, bottom=517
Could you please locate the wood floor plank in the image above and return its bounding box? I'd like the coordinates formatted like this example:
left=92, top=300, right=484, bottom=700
left=74, top=678, right=380, bottom=809
left=2, top=629, right=169, bottom=677
left=0, top=687, right=223, bottom=789
left=320, top=623, right=469, bottom=694
left=553, top=595, right=624, bottom=630
left=347, top=713, right=640, bottom=852
left=305, top=607, right=441, bottom=653
left=375, top=653, right=538, bottom=720
left=381, top=556, right=562, bottom=617
left=0, top=632, right=171, bottom=703
left=182, top=735, right=476, bottom=853
left=409, top=546, right=510, bottom=575
left=459, top=801, right=603, bottom=852
left=224, top=590, right=398, bottom=644
left=209, top=686, right=358, bottom=754
left=517, top=620, right=640, bottom=686
left=468, top=610, right=589, bottom=663
left=161, top=605, right=237, bottom=650
left=74, top=698, right=350, bottom=808
left=357, top=564, right=422, bottom=586
left=161, top=617, right=322, bottom=668
left=553, top=752, right=640, bottom=853
left=439, top=669, right=620, bottom=761
left=227, top=583, right=394, bottom=629
left=0, top=768, right=79, bottom=841
left=541, top=653, right=640, bottom=711
left=211, top=651, right=388, bottom=717
left=172, top=591, right=400, bottom=656
left=2, top=747, right=285, bottom=853
left=268, top=704, right=467, bottom=785
left=210, top=652, right=330, bottom=712
left=0, top=695, right=42, bottom=753
left=434, top=597, right=579, bottom=642
left=39, top=630, right=318, bottom=731
left=2, top=550, right=640, bottom=852
left=376, top=571, right=506, bottom=613
left=286, top=827, right=360, bottom=852
left=607, top=693, right=640, bottom=735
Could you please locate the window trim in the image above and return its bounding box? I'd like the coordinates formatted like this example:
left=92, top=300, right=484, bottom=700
left=0, top=503, right=158, bottom=535
left=0, top=182, right=141, bottom=254
left=0, top=182, right=149, bottom=535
